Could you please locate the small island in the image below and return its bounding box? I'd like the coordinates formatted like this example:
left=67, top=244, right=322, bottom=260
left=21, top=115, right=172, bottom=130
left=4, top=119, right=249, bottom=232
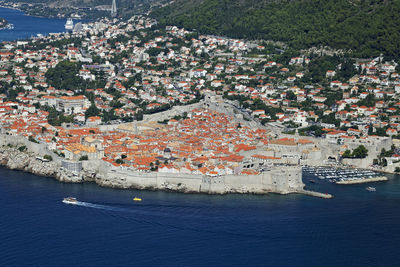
left=0, top=17, right=8, bottom=28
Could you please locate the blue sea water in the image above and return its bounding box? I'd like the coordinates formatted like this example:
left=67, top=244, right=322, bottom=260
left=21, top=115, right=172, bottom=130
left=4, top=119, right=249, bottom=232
left=0, top=7, right=77, bottom=41
left=1, top=167, right=400, bottom=267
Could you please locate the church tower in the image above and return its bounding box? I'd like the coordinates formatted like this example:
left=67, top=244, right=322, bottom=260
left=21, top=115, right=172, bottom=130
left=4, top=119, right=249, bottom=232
left=111, top=0, right=117, bottom=17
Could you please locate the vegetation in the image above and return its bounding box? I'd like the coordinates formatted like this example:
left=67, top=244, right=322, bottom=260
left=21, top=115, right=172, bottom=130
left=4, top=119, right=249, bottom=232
left=85, top=103, right=100, bottom=119
left=45, top=61, right=83, bottom=91
left=153, top=0, right=400, bottom=59
left=44, top=155, right=53, bottom=161
left=79, top=155, right=88, bottom=161
left=374, top=147, right=395, bottom=166
left=298, top=125, right=323, bottom=137
left=45, top=106, right=74, bottom=126
left=28, top=136, right=39, bottom=143
left=342, top=145, right=368, bottom=159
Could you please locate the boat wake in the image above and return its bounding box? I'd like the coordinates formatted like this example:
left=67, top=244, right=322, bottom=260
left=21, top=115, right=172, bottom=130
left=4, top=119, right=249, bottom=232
left=66, top=200, right=271, bottom=239
left=73, top=201, right=128, bottom=213
left=72, top=201, right=200, bottom=219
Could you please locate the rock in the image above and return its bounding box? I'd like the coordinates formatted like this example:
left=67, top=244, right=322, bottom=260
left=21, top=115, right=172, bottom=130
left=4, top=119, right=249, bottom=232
left=0, top=145, right=79, bottom=182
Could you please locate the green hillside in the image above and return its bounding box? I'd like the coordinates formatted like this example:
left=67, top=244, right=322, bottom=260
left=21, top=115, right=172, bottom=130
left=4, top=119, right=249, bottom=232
left=152, top=0, right=400, bottom=59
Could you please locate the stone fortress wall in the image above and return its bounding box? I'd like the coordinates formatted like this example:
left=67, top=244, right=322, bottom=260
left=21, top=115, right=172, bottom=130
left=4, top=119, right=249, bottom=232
left=87, top=160, right=304, bottom=195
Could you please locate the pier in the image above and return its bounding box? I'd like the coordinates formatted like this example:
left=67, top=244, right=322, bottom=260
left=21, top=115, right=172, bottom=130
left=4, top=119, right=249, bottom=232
left=336, top=176, right=388, bottom=185
left=297, top=190, right=333, bottom=199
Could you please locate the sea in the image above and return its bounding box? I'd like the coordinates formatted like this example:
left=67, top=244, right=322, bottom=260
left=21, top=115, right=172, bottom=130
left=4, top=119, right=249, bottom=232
left=1, top=7, right=400, bottom=267
left=0, top=7, right=79, bottom=41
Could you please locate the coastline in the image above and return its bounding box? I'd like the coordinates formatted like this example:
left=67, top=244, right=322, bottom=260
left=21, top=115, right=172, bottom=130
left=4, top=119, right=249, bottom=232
left=0, top=139, right=310, bottom=197
left=0, top=5, right=69, bottom=20
left=1, top=134, right=394, bottom=198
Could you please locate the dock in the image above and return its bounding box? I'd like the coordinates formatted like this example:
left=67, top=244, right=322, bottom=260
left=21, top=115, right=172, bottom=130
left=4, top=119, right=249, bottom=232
left=297, top=190, right=333, bottom=199
left=336, top=176, right=388, bottom=185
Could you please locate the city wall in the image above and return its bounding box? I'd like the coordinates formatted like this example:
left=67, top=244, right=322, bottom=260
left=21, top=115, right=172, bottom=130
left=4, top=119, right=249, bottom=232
left=93, top=162, right=304, bottom=194
left=0, top=134, right=305, bottom=195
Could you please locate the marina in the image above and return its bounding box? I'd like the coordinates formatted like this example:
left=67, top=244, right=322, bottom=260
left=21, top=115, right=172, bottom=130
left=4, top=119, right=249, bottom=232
left=302, top=166, right=386, bottom=184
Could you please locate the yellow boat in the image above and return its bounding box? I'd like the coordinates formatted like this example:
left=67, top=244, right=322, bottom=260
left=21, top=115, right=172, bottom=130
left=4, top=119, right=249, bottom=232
left=133, top=197, right=142, bottom=202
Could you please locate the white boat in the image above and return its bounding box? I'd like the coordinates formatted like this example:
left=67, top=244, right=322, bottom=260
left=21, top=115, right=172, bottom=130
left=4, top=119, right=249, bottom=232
left=62, top=197, right=78, bottom=204
left=65, top=18, right=74, bottom=31
left=366, top=187, right=376, bottom=192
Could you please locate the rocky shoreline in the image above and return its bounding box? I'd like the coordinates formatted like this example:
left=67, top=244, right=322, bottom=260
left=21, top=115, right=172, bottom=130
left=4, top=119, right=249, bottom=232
left=0, top=145, right=83, bottom=182
left=0, top=145, right=309, bottom=196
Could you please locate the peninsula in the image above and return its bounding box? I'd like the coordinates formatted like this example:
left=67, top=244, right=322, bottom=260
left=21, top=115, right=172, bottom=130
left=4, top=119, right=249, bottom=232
left=0, top=13, right=397, bottom=198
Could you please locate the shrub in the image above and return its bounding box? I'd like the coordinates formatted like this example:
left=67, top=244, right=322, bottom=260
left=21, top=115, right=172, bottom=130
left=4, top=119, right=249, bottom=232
left=79, top=155, right=88, bottom=161
left=43, top=155, right=53, bottom=161
left=18, top=145, right=26, bottom=152
left=28, top=136, right=39, bottom=143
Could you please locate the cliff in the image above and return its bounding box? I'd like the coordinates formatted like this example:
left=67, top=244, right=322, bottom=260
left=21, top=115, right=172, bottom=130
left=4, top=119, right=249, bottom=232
left=0, top=145, right=82, bottom=182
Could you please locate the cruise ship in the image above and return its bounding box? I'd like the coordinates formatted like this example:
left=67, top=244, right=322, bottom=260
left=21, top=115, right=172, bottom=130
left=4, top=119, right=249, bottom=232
left=65, top=18, right=74, bottom=31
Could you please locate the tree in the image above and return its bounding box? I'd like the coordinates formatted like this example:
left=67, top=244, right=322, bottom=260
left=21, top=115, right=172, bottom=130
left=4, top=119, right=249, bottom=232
left=342, top=150, right=352, bottom=158
left=286, top=91, right=296, bottom=100
left=45, top=61, right=83, bottom=91
left=338, top=59, right=356, bottom=80
left=352, top=145, right=368, bottom=158
left=85, top=103, right=100, bottom=119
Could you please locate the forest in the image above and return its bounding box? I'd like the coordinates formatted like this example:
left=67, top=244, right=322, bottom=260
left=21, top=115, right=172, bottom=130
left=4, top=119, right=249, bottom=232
left=153, top=0, right=400, bottom=59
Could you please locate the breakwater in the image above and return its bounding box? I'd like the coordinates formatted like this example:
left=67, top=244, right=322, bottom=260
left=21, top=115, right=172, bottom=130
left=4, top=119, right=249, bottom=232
left=297, top=189, right=333, bottom=199
left=336, top=176, right=388, bottom=185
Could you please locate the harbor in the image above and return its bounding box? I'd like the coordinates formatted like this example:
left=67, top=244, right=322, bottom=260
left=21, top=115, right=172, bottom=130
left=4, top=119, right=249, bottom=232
left=302, top=165, right=386, bottom=184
